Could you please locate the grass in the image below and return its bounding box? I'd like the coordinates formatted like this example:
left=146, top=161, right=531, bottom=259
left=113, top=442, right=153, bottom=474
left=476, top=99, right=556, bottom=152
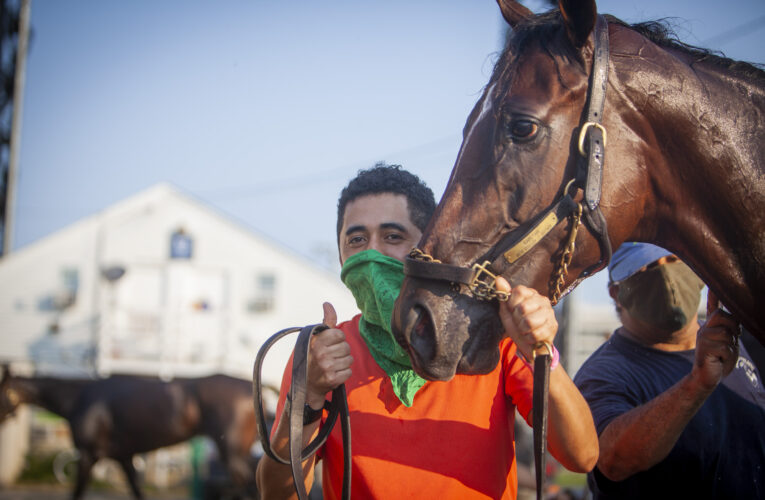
left=554, top=470, right=588, bottom=488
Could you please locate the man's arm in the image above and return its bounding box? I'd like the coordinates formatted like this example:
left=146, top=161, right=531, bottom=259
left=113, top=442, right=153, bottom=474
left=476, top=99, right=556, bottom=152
left=496, top=279, right=599, bottom=473
left=256, top=303, right=352, bottom=499
left=256, top=403, right=322, bottom=499
left=595, top=309, right=739, bottom=481
left=544, top=365, right=600, bottom=472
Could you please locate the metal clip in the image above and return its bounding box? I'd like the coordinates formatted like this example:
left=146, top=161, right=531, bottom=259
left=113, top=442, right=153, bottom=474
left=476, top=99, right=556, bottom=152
left=470, top=261, right=509, bottom=302
left=577, top=121, right=607, bottom=157
left=532, top=340, right=553, bottom=361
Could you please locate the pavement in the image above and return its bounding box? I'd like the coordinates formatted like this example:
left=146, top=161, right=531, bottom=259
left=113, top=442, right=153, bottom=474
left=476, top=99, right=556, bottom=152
left=0, top=484, right=189, bottom=500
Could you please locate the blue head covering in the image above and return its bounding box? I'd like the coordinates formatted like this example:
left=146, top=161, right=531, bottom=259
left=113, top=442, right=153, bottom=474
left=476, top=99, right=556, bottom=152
left=608, top=242, right=673, bottom=283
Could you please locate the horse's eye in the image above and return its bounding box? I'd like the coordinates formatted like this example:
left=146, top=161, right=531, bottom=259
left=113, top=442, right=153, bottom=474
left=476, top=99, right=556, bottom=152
left=508, top=119, right=539, bottom=142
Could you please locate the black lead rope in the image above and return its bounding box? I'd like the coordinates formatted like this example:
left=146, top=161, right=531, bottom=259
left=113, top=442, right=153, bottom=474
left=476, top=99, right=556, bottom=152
left=253, top=324, right=351, bottom=500
left=533, top=351, right=552, bottom=500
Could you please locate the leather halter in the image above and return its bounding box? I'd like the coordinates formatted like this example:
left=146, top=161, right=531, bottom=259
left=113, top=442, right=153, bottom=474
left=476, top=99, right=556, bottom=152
left=254, top=324, right=352, bottom=500
left=405, top=15, right=612, bottom=306
left=404, top=16, right=612, bottom=500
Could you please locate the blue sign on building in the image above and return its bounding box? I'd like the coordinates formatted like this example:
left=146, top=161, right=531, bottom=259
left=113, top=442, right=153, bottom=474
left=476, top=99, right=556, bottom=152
left=170, top=229, right=193, bottom=259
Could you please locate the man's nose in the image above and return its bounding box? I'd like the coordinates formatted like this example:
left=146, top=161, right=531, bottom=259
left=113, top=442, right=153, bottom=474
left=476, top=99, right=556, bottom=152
left=367, top=234, right=396, bottom=259
left=367, top=234, right=383, bottom=253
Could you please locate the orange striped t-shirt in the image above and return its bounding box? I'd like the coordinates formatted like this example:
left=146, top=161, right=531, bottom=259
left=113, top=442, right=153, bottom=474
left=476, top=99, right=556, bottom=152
left=274, top=314, right=535, bottom=499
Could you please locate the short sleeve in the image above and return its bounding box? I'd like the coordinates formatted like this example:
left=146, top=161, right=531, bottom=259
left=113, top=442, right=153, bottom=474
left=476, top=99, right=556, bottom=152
left=500, top=338, right=535, bottom=423
left=574, top=355, right=644, bottom=435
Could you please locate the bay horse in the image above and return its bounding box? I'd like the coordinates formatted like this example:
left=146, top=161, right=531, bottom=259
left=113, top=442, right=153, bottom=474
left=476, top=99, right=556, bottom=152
left=392, top=0, right=765, bottom=381
left=0, top=367, right=265, bottom=499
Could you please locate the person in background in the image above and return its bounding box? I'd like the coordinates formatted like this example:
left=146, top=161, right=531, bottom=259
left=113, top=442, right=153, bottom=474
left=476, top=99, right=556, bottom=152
left=574, top=242, right=765, bottom=499
left=257, top=163, right=598, bottom=499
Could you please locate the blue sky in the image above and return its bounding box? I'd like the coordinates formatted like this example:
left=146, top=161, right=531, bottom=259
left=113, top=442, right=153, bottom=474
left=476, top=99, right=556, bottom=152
left=10, top=0, right=765, bottom=305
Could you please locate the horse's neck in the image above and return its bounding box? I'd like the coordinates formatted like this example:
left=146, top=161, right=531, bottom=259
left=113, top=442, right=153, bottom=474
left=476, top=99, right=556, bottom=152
left=658, top=59, right=764, bottom=171
left=667, top=64, right=764, bottom=220
left=639, top=65, right=764, bottom=226
left=620, top=54, right=765, bottom=336
left=13, top=377, right=87, bottom=418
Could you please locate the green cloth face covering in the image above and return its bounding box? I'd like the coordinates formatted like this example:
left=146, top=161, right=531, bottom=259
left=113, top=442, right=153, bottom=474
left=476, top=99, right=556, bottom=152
left=341, top=249, right=426, bottom=407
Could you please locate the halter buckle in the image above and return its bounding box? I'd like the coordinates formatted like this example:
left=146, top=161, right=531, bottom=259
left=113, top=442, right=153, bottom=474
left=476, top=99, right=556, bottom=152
left=577, top=122, right=607, bottom=157
left=470, top=261, right=509, bottom=302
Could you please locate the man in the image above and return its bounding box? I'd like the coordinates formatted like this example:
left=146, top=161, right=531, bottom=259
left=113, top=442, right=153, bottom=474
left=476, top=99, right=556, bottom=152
left=257, top=164, right=598, bottom=499
left=574, top=242, right=765, bottom=499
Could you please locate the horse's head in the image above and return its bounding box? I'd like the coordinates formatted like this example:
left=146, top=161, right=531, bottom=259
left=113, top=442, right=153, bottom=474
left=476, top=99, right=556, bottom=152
left=0, top=365, right=22, bottom=421
left=393, top=0, right=647, bottom=380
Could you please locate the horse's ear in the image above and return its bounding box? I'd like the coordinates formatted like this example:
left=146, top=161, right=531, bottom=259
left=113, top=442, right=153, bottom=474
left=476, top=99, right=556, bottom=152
left=558, top=0, right=597, bottom=48
left=496, top=0, right=533, bottom=28
left=0, top=365, right=9, bottom=385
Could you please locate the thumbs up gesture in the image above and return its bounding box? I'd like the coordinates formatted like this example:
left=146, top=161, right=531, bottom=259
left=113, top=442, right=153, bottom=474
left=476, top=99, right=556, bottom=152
left=305, top=302, right=354, bottom=409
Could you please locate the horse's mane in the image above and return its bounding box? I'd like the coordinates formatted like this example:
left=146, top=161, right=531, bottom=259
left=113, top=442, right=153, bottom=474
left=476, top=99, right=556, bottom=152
left=495, top=10, right=765, bottom=85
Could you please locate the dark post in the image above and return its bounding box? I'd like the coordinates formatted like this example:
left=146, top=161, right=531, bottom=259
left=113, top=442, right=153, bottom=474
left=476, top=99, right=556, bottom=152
left=0, top=0, right=30, bottom=257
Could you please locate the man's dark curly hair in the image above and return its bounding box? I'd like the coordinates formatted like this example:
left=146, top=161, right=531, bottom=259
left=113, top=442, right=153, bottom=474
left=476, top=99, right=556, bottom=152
left=336, top=162, right=436, bottom=243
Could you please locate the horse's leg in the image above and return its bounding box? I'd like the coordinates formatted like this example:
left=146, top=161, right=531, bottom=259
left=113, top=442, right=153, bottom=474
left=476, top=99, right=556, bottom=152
left=71, top=451, right=94, bottom=500
left=118, top=456, right=144, bottom=500
left=217, top=436, right=258, bottom=499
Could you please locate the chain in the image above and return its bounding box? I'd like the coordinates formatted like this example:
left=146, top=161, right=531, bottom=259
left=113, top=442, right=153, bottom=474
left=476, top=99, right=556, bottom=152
left=409, top=247, right=442, bottom=263
left=470, top=261, right=510, bottom=302
left=549, top=203, right=582, bottom=305
left=410, top=248, right=509, bottom=302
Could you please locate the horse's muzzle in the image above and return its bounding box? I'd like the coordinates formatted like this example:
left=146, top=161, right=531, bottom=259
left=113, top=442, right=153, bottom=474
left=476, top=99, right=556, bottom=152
left=392, top=277, right=503, bottom=381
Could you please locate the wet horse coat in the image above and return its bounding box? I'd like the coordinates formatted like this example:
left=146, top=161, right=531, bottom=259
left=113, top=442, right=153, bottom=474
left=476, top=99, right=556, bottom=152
left=393, top=0, right=765, bottom=380
left=0, top=370, right=261, bottom=499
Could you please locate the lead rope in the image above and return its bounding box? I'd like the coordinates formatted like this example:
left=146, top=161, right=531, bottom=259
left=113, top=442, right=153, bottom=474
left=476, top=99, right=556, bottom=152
left=253, top=324, right=351, bottom=500
left=493, top=287, right=552, bottom=500
left=531, top=343, right=553, bottom=500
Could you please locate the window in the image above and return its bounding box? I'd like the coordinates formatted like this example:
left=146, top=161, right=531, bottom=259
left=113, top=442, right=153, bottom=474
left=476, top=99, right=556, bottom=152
left=247, top=273, right=276, bottom=313
left=170, top=228, right=193, bottom=259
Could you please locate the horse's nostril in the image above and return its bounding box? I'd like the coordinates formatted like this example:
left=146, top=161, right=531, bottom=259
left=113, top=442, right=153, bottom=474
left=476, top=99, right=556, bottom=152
left=414, top=307, right=431, bottom=337
left=410, top=306, right=436, bottom=363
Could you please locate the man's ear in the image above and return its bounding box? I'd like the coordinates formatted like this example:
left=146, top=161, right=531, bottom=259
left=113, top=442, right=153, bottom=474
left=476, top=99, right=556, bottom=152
left=608, top=283, right=624, bottom=315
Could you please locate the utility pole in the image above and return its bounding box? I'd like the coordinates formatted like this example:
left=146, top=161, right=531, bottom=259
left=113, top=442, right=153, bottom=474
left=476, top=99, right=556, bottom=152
left=0, top=0, right=30, bottom=257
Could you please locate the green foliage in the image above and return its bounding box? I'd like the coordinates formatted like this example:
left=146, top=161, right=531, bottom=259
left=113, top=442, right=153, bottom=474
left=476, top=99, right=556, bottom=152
left=17, top=453, right=57, bottom=484
left=554, top=470, right=588, bottom=488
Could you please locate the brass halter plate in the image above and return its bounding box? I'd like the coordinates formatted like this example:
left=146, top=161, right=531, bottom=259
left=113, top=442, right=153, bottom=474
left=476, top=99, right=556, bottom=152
left=503, top=210, right=560, bottom=264
left=408, top=199, right=584, bottom=306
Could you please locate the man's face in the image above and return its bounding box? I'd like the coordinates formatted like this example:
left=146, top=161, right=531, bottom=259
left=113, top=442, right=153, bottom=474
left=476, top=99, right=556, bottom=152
left=339, top=193, right=423, bottom=265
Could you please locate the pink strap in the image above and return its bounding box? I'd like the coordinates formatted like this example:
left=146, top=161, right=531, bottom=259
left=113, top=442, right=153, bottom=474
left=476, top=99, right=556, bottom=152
left=520, top=343, right=559, bottom=372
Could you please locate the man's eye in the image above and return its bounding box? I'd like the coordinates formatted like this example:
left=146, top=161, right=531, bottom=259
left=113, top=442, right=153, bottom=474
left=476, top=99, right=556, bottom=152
left=348, top=236, right=365, bottom=245
left=385, top=233, right=404, bottom=241
left=508, top=119, right=539, bottom=142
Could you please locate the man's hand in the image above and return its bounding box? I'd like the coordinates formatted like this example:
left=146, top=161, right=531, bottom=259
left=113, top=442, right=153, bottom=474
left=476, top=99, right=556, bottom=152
left=692, top=292, right=740, bottom=392
left=496, top=277, right=558, bottom=361
left=305, top=302, right=353, bottom=409
left=495, top=277, right=599, bottom=472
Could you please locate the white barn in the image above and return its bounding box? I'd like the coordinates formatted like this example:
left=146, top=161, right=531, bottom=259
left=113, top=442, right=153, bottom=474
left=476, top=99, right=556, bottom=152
left=0, top=183, right=360, bottom=485
left=0, top=183, right=359, bottom=384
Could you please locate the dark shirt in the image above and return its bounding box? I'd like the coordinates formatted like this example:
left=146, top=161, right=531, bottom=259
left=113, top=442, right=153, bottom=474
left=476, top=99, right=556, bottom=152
left=574, top=329, right=765, bottom=499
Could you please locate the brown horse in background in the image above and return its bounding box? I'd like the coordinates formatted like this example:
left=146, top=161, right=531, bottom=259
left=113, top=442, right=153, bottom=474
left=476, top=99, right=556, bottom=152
left=393, top=0, right=764, bottom=380
left=0, top=367, right=266, bottom=499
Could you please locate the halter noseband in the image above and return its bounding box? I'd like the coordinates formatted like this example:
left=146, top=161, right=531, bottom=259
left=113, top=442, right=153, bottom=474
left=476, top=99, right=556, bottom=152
left=406, top=15, right=613, bottom=306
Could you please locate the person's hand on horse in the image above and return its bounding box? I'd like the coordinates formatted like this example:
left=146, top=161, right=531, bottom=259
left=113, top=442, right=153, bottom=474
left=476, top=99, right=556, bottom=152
left=692, top=291, right=740, bottom=393
left=305, top=302, right=354, bottom=409
left=495, top=277, right=558, bottom=362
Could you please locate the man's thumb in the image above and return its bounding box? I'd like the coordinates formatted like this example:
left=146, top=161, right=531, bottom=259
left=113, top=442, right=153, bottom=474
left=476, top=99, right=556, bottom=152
left=323, top=302, right=338, bottom=328
left=707, top=289, right=720, bottom=318
left=496, top=276, right=512, bottom=295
